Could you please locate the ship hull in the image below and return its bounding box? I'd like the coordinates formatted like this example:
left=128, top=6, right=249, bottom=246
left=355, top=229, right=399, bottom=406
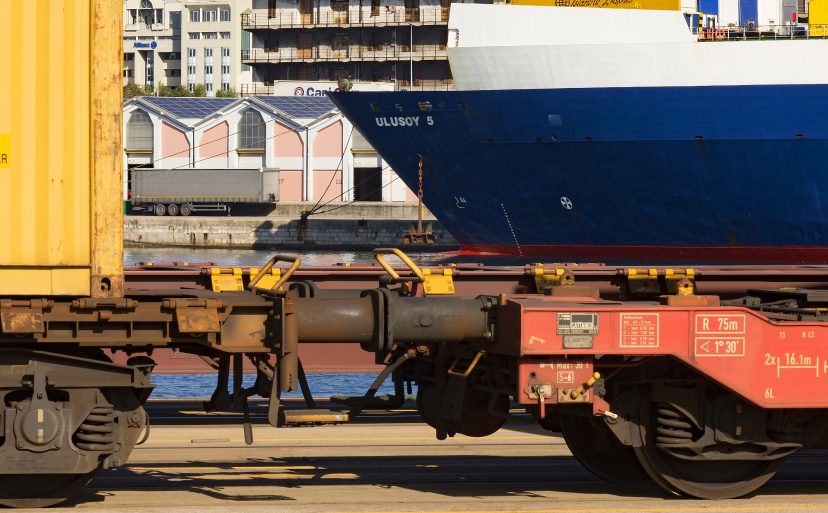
left=331, top=85, right=828, bottom=263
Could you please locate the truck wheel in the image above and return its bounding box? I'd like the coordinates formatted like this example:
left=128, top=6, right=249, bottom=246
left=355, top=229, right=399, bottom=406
left=153, top=204, right=166, bottom=216
left=179, top=203, right=192, bottom=216
left=167, top=203, right=179, bottom=216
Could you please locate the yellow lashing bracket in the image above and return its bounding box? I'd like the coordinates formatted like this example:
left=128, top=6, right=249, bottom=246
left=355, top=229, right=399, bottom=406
left=210, top=267, right=244, bottom=292
left=533, top=266, right=574, bottom=293
left=422, top=268, right=455, bottom=295
left=250, top=267, right=281, bottom=290
left=626, top=268, right=696, bottom=295
left=373, top=248, right=454, bottom=295
left=247, top=255, right=301, bottom=293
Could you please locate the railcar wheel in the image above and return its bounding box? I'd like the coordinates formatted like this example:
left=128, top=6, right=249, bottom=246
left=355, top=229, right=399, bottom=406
left=0, top=470, right=99, bottom=508
left=632, top=400, right=780, bottom=499
left=559, top=411, right=649, bottom=484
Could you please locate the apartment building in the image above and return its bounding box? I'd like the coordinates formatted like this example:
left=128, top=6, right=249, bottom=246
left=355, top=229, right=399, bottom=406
left=123, top=0, right=183, bottom=88
left=240, top=0, right=485, bottom=93
left=123, top=0, right=253, bottom=94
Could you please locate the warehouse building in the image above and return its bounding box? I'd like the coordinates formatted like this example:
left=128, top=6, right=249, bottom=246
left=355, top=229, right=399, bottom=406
left=122, top=96, right=417, bottom=203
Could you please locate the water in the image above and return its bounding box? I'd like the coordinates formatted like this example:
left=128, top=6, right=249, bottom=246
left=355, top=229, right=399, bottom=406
left=150, top=372, right=399, bottom=399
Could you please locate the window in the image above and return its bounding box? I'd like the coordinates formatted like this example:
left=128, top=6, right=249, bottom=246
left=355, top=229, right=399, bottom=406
left=221, top=47, right=230, bottom=87
left=187, top=48, right=197, bottom=86
left=238, top=109, right=265, bottom=150
left=190, top=9, right=200, bottom=22
left=189, top=32, right=200, bottom=39
left=154, top=8, right=163, bottom=25
left=220, top=31, right=231, bottom=39
left=203, top=32, right=218, bottom=39
left=126, top=111, right=153, bottom=151
left=138, top=0, right=153, bottom=27
left=145, top=51, right=154, bottom=87
left=166, top=52, right=180, bottom=60
left=167, top=68, right=181, bottom=77
left=124, top=53, right=135, bottom=61
left=123, top=68, right=133, bottom=78
left=204, top=9, right=217, bottom=22
left=170, top=11, right=181, bottom=29
left=127, top=9, right=137, bottom=24
left=204, top=48, right=213, bottom=90
left=220, top=9, right=231, bottom=21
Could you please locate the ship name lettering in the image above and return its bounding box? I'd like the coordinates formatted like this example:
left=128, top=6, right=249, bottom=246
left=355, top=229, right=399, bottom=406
left=375, top=116, right=423, bottom=128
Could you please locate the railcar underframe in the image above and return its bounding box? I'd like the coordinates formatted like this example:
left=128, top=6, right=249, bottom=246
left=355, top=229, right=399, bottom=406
left=2, top=251, right=828, bottom=506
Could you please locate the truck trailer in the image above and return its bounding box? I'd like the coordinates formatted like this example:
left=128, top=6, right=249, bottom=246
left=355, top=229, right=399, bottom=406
left=130, top=168, right=279, bottom=216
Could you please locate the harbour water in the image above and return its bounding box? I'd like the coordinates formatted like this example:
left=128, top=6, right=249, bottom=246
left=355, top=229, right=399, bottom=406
left=150, top=372, right=398, bottom=399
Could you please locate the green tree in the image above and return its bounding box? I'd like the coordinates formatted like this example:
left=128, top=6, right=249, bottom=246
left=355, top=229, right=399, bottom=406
left=123, top=83, right=153, bottom=99
left=172, top=85, right=191, bottom=97
left=158, top=85, right=192, bottom=97
left=215, top=88, right=239, bottom=98
left=191, top=83, right=208, bottom=97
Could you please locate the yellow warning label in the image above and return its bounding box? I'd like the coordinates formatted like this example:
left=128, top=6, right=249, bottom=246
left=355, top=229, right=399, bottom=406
left=0, top=135, right=9, bottom=169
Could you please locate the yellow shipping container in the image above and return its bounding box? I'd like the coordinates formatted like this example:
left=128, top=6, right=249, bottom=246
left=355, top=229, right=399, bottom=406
left=811, top=0, right=828, bottom=36
left=0, top=0, right=123, bottom=298
left=509, top=0, right=681, bottom=9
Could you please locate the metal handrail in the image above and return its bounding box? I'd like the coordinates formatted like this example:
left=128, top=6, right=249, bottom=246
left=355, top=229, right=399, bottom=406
left=697, top=23, right=828, bottom=41
left=239, top=79, right=455, bottom=96
left=242, top=45, right=448, bottom=64
left=241, top=8, right=448, bottom=29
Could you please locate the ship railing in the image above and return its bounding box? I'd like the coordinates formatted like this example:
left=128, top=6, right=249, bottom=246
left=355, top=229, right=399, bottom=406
left=241, top=8, right=448, bottom=29
left=697, top=23, right=828, bottom=41
left=241, top=45, right=448, bottom=64
left=239, top=80, right=453, bottom=96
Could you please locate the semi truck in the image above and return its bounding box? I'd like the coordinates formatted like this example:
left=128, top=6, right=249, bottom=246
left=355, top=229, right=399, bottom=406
left=130, top=168, right=279, bottom=215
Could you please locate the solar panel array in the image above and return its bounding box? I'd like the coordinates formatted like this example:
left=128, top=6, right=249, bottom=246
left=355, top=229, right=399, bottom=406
left=255, top=96, right=335, bottom=118
left=143, top=97, right=236, bottom=119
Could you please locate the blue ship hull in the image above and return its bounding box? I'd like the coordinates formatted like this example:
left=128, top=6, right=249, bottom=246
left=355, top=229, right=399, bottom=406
left=329, top=86, right=828, bottom=263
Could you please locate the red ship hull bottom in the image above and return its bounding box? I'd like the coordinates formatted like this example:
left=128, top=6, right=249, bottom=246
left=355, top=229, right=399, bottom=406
left=461, top=244, right=828, bottom=264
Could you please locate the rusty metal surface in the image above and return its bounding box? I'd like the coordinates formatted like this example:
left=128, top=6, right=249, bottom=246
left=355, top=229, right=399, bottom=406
left=124, top=262, right=828, bottom=300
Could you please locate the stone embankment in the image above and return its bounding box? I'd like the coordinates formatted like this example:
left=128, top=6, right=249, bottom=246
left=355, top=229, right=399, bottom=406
left=125, top=202, right=457, bottom=250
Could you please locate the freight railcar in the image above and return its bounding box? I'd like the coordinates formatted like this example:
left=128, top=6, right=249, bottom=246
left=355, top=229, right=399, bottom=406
left=4, top=0, right=828, bottom=508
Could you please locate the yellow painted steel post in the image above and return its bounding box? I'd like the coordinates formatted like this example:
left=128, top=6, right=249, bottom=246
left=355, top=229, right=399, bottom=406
left=91, top=0, right=124, bottom=298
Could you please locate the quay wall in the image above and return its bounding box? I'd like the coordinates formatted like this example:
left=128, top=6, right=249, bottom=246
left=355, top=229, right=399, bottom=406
left=125, top=210, right=457, bottom=250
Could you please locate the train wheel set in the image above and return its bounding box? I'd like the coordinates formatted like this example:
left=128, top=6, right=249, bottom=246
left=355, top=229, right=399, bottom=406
left=3, top=250, right=828, bottom=505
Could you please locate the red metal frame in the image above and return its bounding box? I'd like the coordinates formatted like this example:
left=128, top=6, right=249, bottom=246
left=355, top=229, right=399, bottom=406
left=510, top=297, right=828, bottom=409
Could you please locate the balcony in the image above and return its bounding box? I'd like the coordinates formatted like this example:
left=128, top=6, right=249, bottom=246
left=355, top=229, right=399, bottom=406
left=241, top=7, right=448, bottom=30
left=239, top=78, right=454, bottom=96
left=242, top=45, right=448, bottom=64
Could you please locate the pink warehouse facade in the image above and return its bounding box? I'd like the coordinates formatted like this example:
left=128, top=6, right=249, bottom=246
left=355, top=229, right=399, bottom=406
left=122, top=96, right=416, bottom=205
